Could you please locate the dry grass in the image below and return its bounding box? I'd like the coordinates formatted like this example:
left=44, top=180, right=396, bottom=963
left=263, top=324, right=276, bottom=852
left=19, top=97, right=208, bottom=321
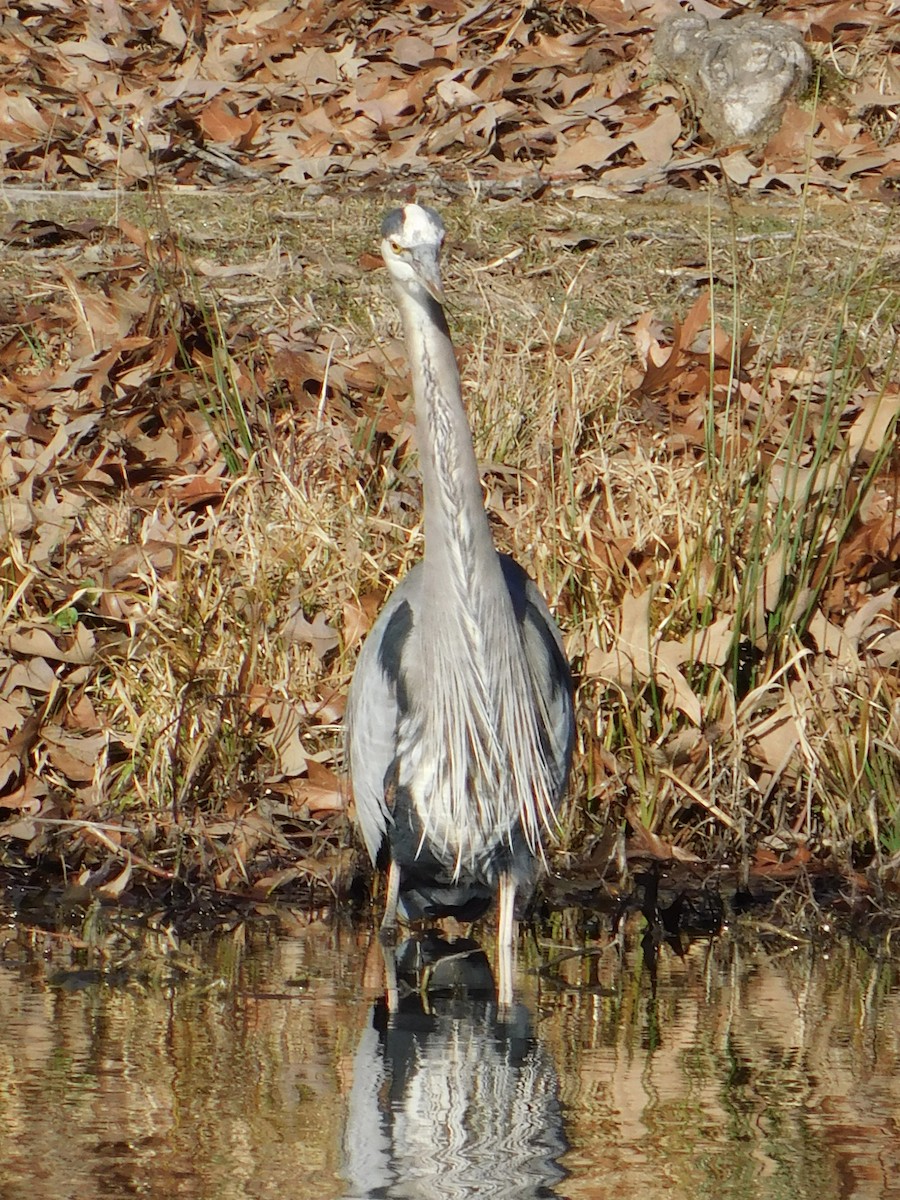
left=1, top=184, right=899, bottom=900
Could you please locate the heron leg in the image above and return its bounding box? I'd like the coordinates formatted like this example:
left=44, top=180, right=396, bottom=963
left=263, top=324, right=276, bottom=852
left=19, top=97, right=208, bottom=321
left=379, top=858, right=401, bottom=943
left=497, top=873, right=517, bottom=1008
left=498, top=872, right=517, bottom=947
left=381, top=940, right=400, bottom=1014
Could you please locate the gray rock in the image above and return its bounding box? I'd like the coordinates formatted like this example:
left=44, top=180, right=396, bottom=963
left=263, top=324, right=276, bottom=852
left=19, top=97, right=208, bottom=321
left=654, top=13, right=812, bottom=145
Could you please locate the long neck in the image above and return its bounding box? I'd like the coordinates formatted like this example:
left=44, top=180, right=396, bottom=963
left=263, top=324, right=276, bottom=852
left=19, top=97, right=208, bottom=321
left=396, top=286, right=506, bottom=608
left=394, top=281, right=560, bottom=861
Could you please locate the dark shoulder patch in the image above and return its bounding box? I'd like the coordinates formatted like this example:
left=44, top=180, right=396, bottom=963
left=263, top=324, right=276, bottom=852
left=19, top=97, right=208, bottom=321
left=377, top=600, right=414, bottom=715
left=526, top=600, right=571, bottom=701
left=498, top=553, right=529, bottom=622
left=499, top=554, right=571, bottom=699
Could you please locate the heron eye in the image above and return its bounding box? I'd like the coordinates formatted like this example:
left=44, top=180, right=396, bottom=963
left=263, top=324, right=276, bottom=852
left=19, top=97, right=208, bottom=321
left=389, top=239, right=403, bottom=254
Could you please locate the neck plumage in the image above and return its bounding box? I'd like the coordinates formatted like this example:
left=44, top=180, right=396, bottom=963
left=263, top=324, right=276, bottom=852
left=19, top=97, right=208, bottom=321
left=393, top=279, right=559, bottom=862
left=396, top=285, right=506, bottom=610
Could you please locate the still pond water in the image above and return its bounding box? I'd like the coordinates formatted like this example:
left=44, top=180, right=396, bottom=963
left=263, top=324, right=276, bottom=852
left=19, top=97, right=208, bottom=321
left=1, top=909, right=899, bottom=1200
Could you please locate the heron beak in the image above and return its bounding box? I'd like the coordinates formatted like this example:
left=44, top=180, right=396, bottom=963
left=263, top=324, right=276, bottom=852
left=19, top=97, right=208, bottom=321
left=412, top=248, right=446, bottom=305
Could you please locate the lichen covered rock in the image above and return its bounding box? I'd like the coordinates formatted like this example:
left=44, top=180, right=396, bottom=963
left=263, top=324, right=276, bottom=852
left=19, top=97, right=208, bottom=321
left=654, top=13, right=812, bottom=145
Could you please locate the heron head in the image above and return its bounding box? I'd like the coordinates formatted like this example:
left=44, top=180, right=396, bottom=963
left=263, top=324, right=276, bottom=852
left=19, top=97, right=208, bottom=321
left=381, top=204, right=446, bottom=304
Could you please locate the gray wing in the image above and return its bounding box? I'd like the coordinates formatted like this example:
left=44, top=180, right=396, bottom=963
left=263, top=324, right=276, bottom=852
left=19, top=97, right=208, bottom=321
left=346, top=556, right=573, bottom=865
left=499, top=555, right=574, bottom=799
left=345, top=565, right=424, bottom=867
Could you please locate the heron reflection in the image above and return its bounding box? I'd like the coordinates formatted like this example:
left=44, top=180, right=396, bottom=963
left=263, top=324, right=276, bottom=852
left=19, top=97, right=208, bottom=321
left=343, top=934, right=566, bottom=1199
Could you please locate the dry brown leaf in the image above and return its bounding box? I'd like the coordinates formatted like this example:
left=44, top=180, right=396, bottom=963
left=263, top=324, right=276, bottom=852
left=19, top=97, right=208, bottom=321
left=745, top=702, right=801, bottom=776
left=0, top=777, right=49, bottom=829
left=3, top=623, right=95, bottom=664
left=679, top=615, right=734, bottom=667
left=585, top=587, right=652, bottom=684
left=342, top=597, right=376, bottom=651
left=264, top=700, right=308, bottom=778
left=654, top=641, right=702, bottom=725
left=630, top=106, right=681, bottom=165
left=845, top=586, right=898, bottom=648
left=847, top=391, right=900, bottom=459
left=626, top=808, right=703, bottom=863
left=281, top=608, right=340, bottom=662
left=252, top=866, right=302, bottom=895
left=95, top=856, right=134, bottom=900
left=291, top=766, right=345, bottom=815
left=43, top=727, right=108, bottom=783
left=269, top=763, right=345, bottom=814
left=159, top=4, right=188, bottom=50
left=0, top=713, right=42, bottom=795
left=549, top=133, right=625, bottom=174
left=587, top=589, right=703, bottom=723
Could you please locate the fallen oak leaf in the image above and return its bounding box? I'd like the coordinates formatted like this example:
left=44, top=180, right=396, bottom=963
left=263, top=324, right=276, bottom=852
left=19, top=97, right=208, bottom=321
left=0, top=779, right=50, bottom=835
left=744, top=701, right=802, bottom=778
left=294, top=774, right=345, bottom=816
left=0, top=712, right=43, bottom=795
left=252, top=866, right=302, bottom=896
left=262, top=698, right=308, bottom=777
left=43, top=727, right=108, bottom=783
left=2, top=622, right=95, bottom=664
left=94, top=855, right=134, bottom=901
left=172, top=474, right=226, bottom=507
left=3, top=218, right=94, bottom=247
left=847, top=390, right=900, bottom=460
left=3, top=656, right=57, bottom=693
left=749, top=846, right=813, bottom=880
left=342, top=595, right=379, bottom=651
left=626, top=807, right=702, bottom=862
left=0, top=814, right=42, bottom=840
left=0, top=696, right=29, bottom=733
left=548, top=133, right=627, bottom=175
left=586, top=588, right=703, bottom=724
left=159, top=2, right=188, bottom=50
left=267, top=763, right=345, bottom=815
left=677, top=614, right=734, bottom=667
left=630, top=105, right=681, bottom=165
left=391, top=34, right=438, bottom=67
left=281, top=607, right=339, bottom=661
left=437, top=78, right=482, bottom=109
left=654, top=641, right=703, bottom=725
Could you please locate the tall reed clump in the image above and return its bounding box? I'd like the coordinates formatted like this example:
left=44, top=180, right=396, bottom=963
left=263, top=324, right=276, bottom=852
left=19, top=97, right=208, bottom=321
left=575, top=192, right=900, bottom=878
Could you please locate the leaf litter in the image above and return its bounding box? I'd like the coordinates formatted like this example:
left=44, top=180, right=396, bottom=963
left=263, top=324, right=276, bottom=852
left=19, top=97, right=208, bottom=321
left=1, top=0, right=898, bottom=198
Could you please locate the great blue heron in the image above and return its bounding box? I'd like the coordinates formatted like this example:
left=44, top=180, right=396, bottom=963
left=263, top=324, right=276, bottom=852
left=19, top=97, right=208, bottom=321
left=346, top=204, right=574, bottom=978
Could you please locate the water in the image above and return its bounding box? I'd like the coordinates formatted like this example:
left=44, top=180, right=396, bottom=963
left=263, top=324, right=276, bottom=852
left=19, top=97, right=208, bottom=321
left=1, top=913, right=899, bottom=1200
